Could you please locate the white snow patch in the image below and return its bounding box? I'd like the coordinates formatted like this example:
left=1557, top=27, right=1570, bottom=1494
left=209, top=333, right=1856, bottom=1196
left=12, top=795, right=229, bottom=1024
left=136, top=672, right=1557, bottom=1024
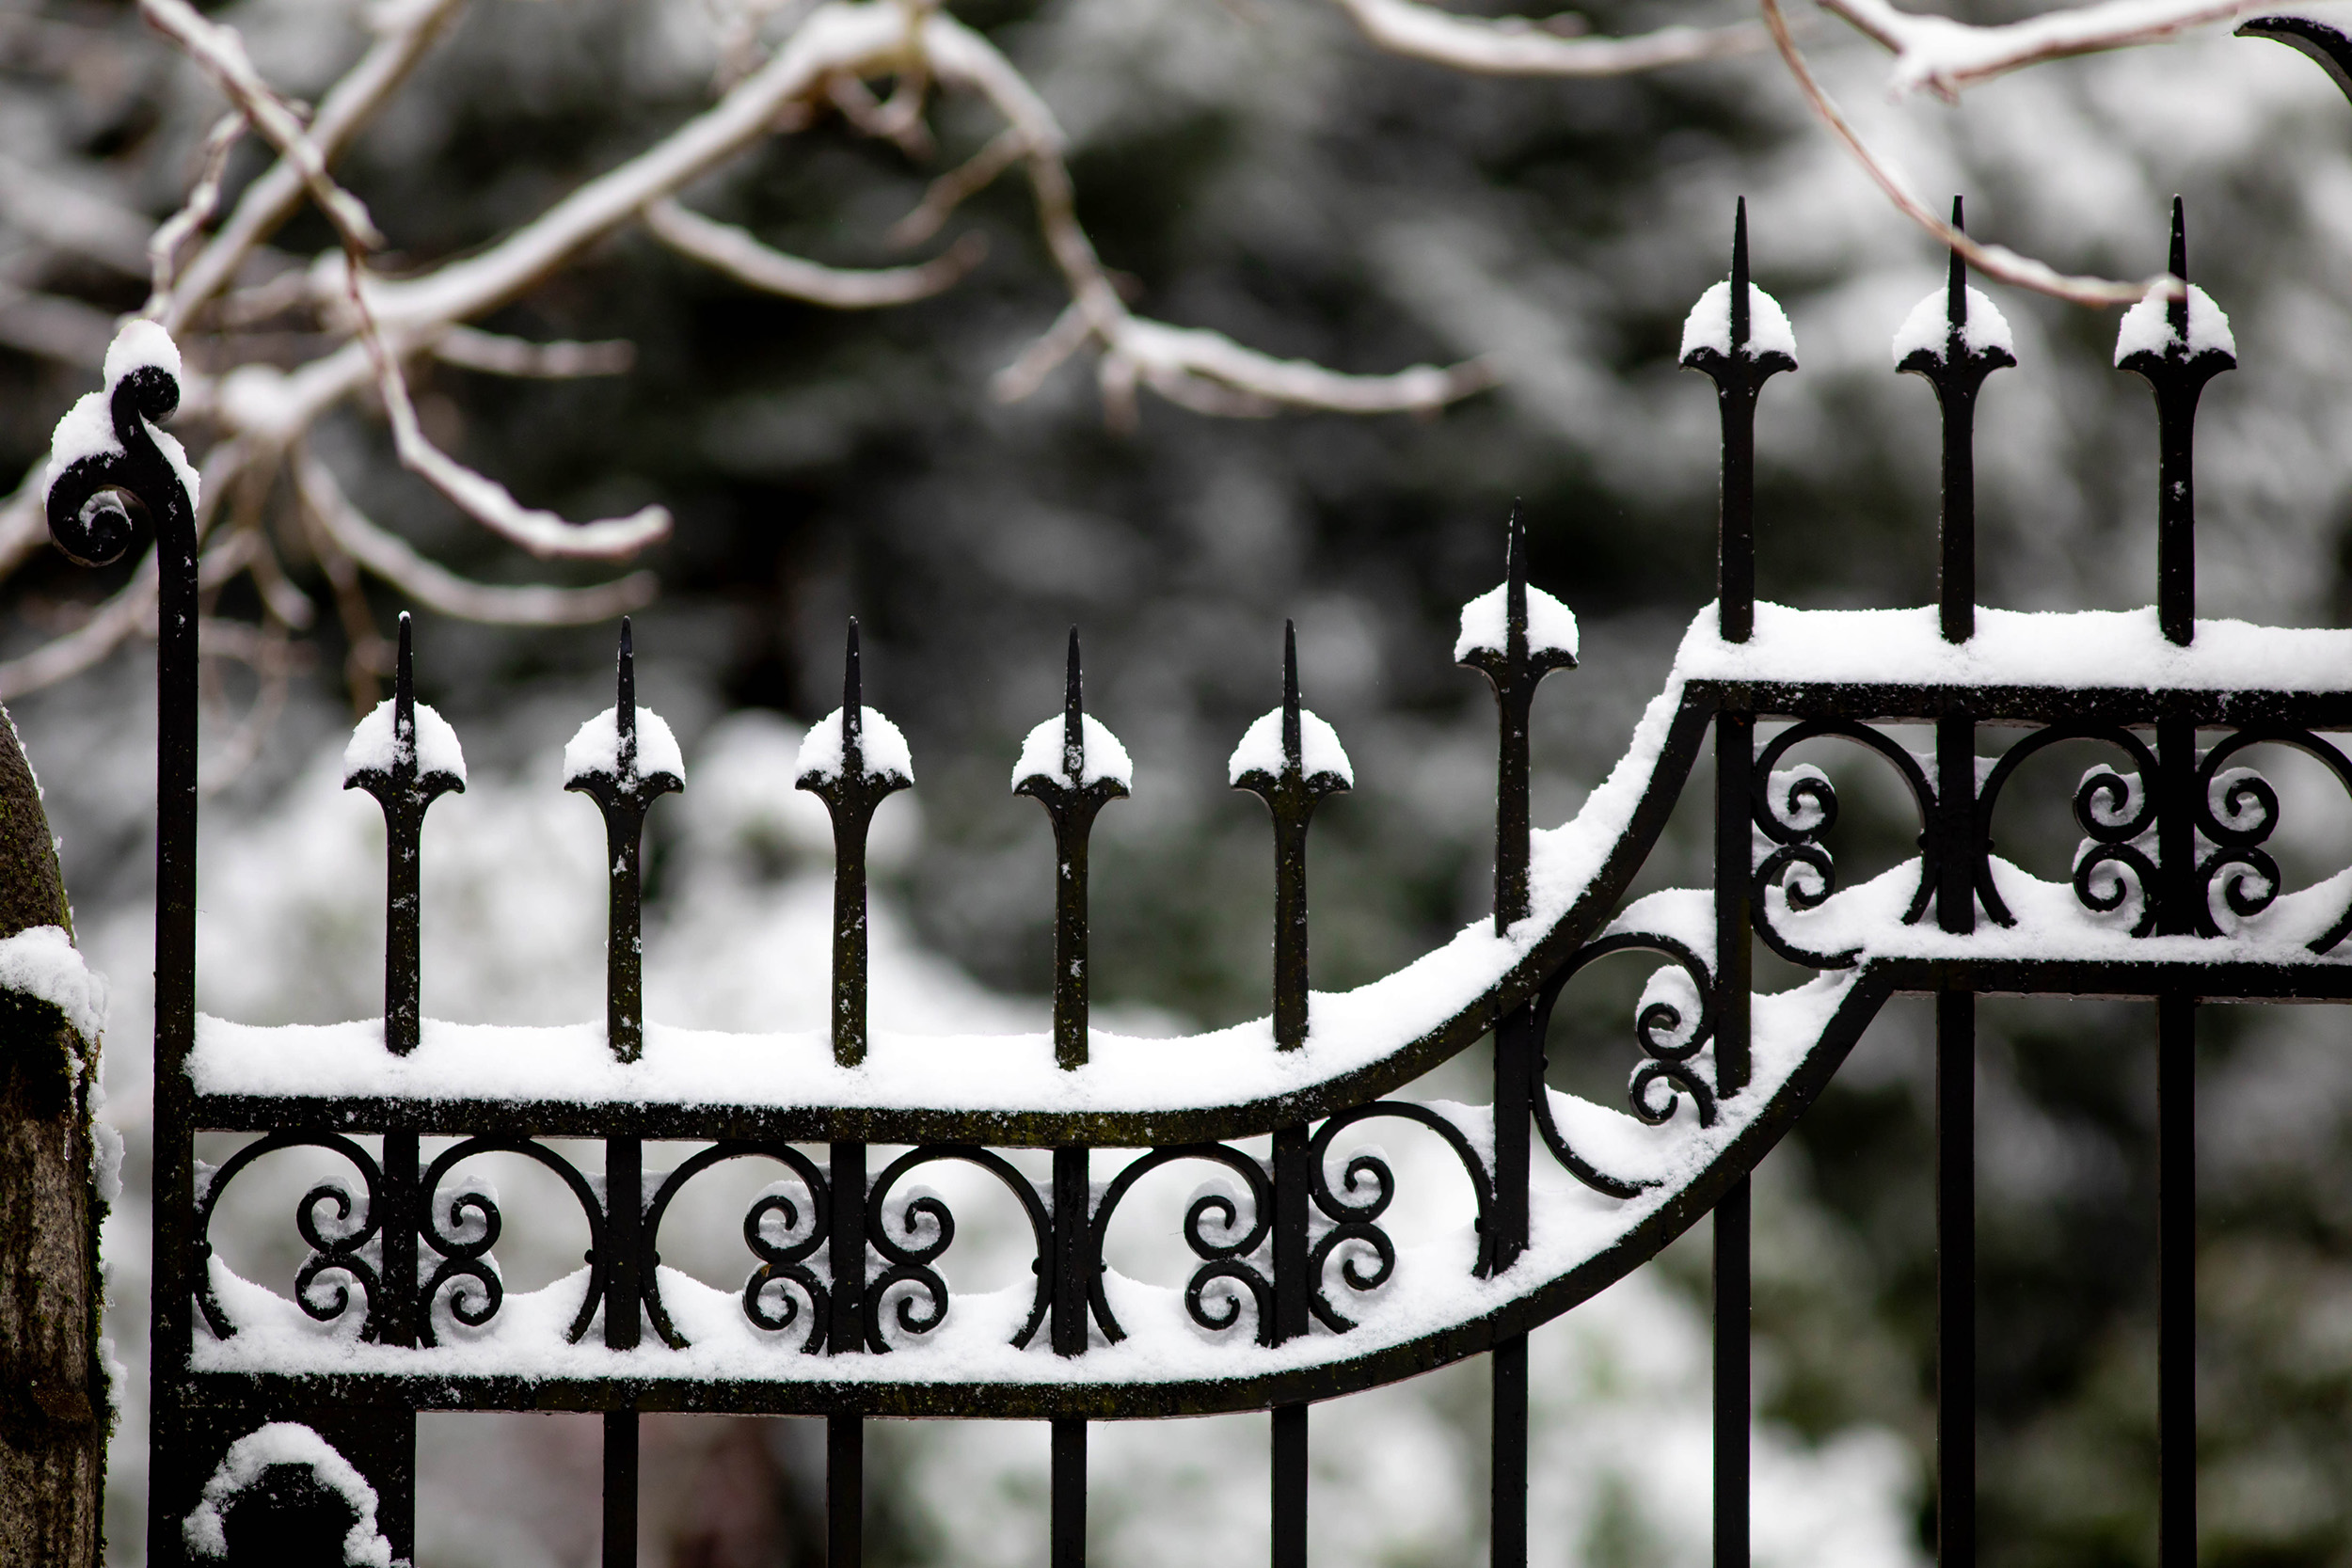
left=43, top=320, right=201, bottom=514
left=342, top=698, right=468, bottom=786
left=1678, top=281, right=1798, bottom=364
left=1891, top=285, right=2014, bottom=366
left=1013, top=713, right=1134, bottom=790
left=103, top=319, right=182, bottom=386
left=796, top=706, right=914, bottom=784
left=1228, top=707, right=1353, bottom=786
left=2114, top=283, right=2235, bottom=365
left=563, top=705, right=685, bottom=785
left=0, top=924, right=105, bottom=1042
left=183, top=1421, right=392, bottom=1567
left=1454, top=583, right=1580, bottom=663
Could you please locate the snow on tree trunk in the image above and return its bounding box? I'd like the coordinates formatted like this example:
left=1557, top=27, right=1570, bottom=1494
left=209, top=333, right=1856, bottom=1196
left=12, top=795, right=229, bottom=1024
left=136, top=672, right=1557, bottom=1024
left=0, top=703, right=106, bottom=1568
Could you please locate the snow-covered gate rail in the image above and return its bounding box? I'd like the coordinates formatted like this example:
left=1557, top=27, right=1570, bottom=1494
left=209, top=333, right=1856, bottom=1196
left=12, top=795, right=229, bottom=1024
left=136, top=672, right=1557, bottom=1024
left=43, top=167, right=2352, bottom=1568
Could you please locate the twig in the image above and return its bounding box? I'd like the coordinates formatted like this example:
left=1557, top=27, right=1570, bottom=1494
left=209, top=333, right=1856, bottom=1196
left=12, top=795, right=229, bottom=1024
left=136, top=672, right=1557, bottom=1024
left=1328, top=0, right=1763, bottom=75
left=147, top=112, right=247, bottom=315
left=294, top=449, right=660, bottom=624
left=139, top=0, right=386, bottom=251
left=1759, top=0, right=2170, bottom=307
left=159, top=0, right=468, bottom=330
left=1818, top=0, right=2266, bottom=98
left=433, top=326, right=636, bottom=378
left=890, top=126, right=1025, bottom=247
left=644, top=198, right=984, bottom=307
left=923, top=11, right=1493, bottom=416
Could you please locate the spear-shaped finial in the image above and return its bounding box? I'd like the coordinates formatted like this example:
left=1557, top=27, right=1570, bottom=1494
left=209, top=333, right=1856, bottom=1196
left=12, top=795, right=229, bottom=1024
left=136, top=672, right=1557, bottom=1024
left=1682, top=198, right=1796, bottom=645
left=1233, top=626, right=1353, bottom=1052
left=563, top=621, right=683, bottom=1065
left=1897, top=196, right=2015, bottom=645
left=799, top=617, right=913, bottom=1069
left=1015, top=628, right=1130, bottom=1071
left=2117, top=198, right=2234, bottom=647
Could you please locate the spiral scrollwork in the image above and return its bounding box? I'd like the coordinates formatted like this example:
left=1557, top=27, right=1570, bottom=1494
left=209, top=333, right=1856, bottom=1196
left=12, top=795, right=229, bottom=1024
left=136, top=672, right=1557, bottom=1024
left=641, top=1143, right=830, bottom=1352
left=1089, top=1145, right=1275, bottom=1346
left=1522, top=929, right=1719, bottom=1197
left=1306, top=1103, right=1495, bottom=1329
left=416, top=1138, right=608, bottom=1346
left=1749, top=721, right=1938, bottom=968
left=866, top=1147, right=1053, bottom=1352
left=1974, top=724, right=2161, bottom=933
left=194, top=1132, right=385, bottom=1341
left=2194, top=728, right=2352, bottom=944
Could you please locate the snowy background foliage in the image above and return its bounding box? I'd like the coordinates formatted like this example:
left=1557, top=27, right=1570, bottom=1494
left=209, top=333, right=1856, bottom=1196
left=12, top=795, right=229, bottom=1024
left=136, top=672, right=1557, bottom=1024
left=12, top=0, right=2352, bottom=1560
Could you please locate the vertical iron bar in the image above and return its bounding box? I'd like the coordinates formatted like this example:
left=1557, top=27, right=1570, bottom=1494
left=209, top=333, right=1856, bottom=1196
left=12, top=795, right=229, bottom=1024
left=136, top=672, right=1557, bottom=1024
left=1935, top=989, right=1975, bottom=1568
left=2158, top=990, right=2197, bottom=1568
left=1935, top=701, right=1977, bottom=1566
left=1491, top=1332, right=1529, bottom=1568
left=1273, top=1119, right=1311, bottom=1568
left=151, top=377, right=201, bottom=1568
left=1713, top=703, right=1754, bottom=1568
left=1272, top=1402, right=1309, bottom=1568
left=834, top=631, right=870, bottom=1069
left=2158, top=204, right=2196, bottom=648
left=1053, top=1417, right=1088, bottom=1568
left=830, top=1139, right=867, bottom=1355
left=1459, top=506, right=1570, bottom=1567
left=829, top=1411, right=864, bottom=1568
left=1713, top=1180, right=1750, bottom=1568
left=603, top=1406, right=639, bottom=1568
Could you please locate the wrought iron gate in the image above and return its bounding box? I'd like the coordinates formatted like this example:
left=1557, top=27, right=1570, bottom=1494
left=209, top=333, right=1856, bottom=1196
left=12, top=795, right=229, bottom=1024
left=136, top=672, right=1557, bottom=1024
left=44, top=26, right=2352, bottom=1560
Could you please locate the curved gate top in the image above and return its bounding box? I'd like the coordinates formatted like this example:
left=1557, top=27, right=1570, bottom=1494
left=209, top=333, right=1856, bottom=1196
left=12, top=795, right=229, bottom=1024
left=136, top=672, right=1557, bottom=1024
left=41, top=43, right=2352, bottom=1559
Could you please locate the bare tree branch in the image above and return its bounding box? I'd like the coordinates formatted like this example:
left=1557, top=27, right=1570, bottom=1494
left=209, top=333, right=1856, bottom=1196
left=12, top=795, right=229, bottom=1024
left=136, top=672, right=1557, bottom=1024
left=139, top=0, right=385, bottom=252
left=644, top=197, right=984, bottom=307
left=159, top=0, right=468, bottom=331
left=1818, top=0, right=2266, bottom=97
left=1328, top=0, right=1763, bottom=76
left=1759, top=0, right=2171, bottom=306
left=925, top=11, right=1491, bottom=416
left=432, top=326, right=636, bottom=378
left=294, top=449, right=660, bottom=624
left=368, top=341, right=674, bottom=558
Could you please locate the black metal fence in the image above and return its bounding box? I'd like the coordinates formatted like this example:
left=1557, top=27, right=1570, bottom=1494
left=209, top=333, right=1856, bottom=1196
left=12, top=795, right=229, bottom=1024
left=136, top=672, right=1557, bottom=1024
left=43, top=111, right=2352, bottom=1566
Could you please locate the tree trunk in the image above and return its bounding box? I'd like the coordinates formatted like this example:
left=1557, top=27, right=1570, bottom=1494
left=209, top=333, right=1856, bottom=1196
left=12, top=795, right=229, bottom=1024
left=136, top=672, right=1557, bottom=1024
left=0, top=705, right=106, bottom=1567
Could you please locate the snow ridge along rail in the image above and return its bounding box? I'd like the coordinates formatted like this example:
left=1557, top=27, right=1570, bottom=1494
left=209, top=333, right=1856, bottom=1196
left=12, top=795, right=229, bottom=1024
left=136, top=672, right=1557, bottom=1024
left=50, top=174, right=2352, bottom=1567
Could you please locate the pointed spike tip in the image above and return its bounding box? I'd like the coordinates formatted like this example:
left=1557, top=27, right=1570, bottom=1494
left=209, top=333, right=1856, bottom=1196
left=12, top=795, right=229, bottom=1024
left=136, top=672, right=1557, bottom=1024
left=842, top=618, right=862, bottom=749
left=1281, top=621, right=1302, bottom=771
left=1947, top=196, right=1967, bottom=330
left=1730, top=198, right=1751, bottom=349
left=2168, top=196, right=2189, bottom=336
left=1063, top=626, right=1085, bottom=780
